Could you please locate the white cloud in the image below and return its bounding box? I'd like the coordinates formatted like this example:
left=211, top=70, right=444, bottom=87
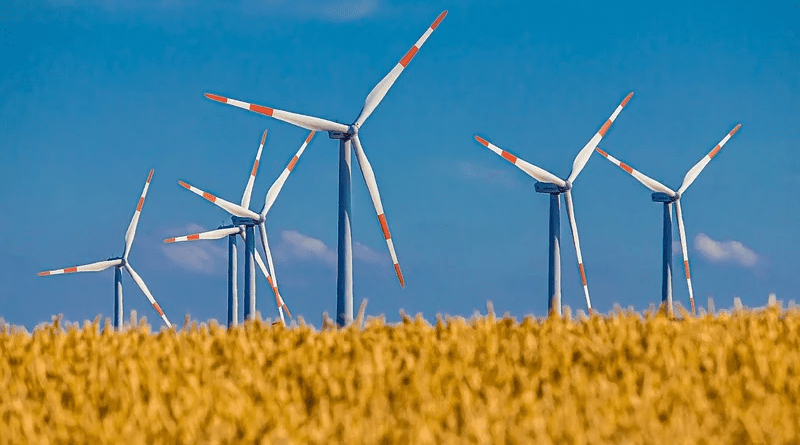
left=694, top=233, right=759, bottom=268
left=456, top=161, right=524, bottom=189
left=354, top=241, right=387, bottom=265
left=159, top=223, right=228, bottom=274
left=277, top=230, right=337, bottom=266
left=275, top=230, right=386, bottom=267
left=46, top=0, right=382, bottom=21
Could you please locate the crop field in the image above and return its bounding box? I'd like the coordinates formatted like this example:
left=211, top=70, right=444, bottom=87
left=1, top=304, right=800, bottom=444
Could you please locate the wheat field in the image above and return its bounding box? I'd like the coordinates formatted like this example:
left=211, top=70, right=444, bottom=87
left=1, top=304, right=799, bottom=444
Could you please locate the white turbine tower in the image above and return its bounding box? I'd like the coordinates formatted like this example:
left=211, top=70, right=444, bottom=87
left=595, top=123, right=741, bottom=315
left=38, top=169, right=172, bottom=330
left=203, top=11, right=448, bottom=326
left=474, top=93, right=634, bottom=316
left=172, top=130, right=315, bottom=324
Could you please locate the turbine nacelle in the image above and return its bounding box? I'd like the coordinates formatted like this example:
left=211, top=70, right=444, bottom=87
left=534, top=181, right=571, bottom=194
left=231, top=216, right=261, bottom=226
left=651, top=192, right=679, bottom=203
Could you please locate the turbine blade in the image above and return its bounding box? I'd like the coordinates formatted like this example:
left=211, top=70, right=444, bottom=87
left=474, top=135, right=566, bottom=187
left=677, top=124, right=741, bottom=195
left=204, top=93, right=349, bottom=133
left=261, top=131, right=316, bottom=217
left=164, top=226, right=242, bottom=243
left=567, top=92, right=634, bottom=183
left=674, top=200, right=696, bottom=315
left=564, top=191, right=592, bottom=315
left=352, top=135, right=404, bottom=287
left=253, top=226, right=291, bottom=320
left=595, top=147, right=676, bottom=195
left=123, top=263, right=172, bottom=328
left=353, top=11, right=447, bottom=128
left=38, top=258, right=123, bottom=276
left=177, top=180, right=261, bottom=220
left=241, top=130, right=267, bottom=209
left=123, top=169, right=154, bottom=259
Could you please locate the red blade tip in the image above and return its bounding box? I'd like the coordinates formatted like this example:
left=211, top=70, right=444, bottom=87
left=147, top=169, right=154, bottom=183
left=621, top=92, right=633, bottom=107
left=164, top=238, right=175, bottom=243
left=261, top=130, right=267, bottom=145
left=204, top=93, right=226, bottom=102
left=730, top=124, right=741, bottom=136
left=305, top=131, right=316, bottom=144
left=431, top=10, right=448, bottom=30
left=178, top=181, right=190, bottom=189
left=37, top=271, right=49, bottom=276
left=474, top=135, right=489, bottom=147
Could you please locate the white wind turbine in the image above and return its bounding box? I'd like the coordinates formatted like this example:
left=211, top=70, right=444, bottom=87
left=474, top=93, right=634, bottom=316
left=203, top=11, right=448, bottom=326
left=595, top=123, right=741, bottom=315
left=171, top=130, right=316, bottom=325
left=38, top=169, right=172, bottom=330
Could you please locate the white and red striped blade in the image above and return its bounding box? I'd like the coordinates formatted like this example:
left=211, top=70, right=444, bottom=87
left=164, top=226, right=242, bottom=243
left=123, top=263, right=172, bottom=328
left=352, top=135, right=405, bottom=287
left=261, top=131, right=315, bottom=217
left=204, top=93, right=349, bottom=133
left=241, top=130, right=267, bottom=209
left=354, top=11, right=447, bottom=128
left=123, top=169, right=154, bottom=259
left=674, top=200, right=696, bottom=315
left=177, top=180, right=261, bottom=220
left=253, top=228, right=290, bottom=323
left=595, top=147, right=676, bottom=196
left=474, top=135, right=566, bottom=187
left=563, top=190, right=592, bottom=315
left=567, top=92, right=634, bottom=183
left=254, top=252, right=288, bottom=324
left=678, top=124, right=741, bottom=195
left=38, top=258, right=123, bottom=276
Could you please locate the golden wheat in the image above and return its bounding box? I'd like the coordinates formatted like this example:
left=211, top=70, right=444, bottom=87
left=1, top=306, right=799, bottom=444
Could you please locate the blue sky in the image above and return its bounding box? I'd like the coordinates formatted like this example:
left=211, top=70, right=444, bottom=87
left=2, top=0, right=798, bottom=329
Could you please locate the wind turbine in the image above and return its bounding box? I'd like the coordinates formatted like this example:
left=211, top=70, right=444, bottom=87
left=595, top=123, right=741, bottom=315
left=203, top=11, right=448, bottom=326
left=38, top=169, right=172, bottom=330
left=172, top=130, right=315, bottom=324
left=474, top=93, right=634, bottom=316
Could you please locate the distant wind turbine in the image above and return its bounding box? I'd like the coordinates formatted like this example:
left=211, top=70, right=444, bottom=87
left=203, top=11, right=448, bottom=326
left=172, top=130, right=315, bottom=324
left=474, top=93, right=634, bottom=315
left=38, top=169, right=172, bottom=329
left=595, top=123, right=741, bottom=315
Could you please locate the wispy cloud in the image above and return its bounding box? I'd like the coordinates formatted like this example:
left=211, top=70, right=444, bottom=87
left=275, top=230, right=385, bottom=267
left=45, top=0, right=383, bottom=21
left=159, top=223, right=227, bottom=274
left=455, top=161, right=524, bottom=189
left=694, top=233, right=759, bottom=268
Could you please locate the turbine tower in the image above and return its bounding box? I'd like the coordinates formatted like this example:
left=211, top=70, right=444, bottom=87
left=595, top=123, right=741, bottom=315
left=474, top=93, right=634, bottom=316
left=203, top=11, right=448, bottom=326
left=38, top=169, right=172, bottom=330
left=173, top=130, right=315, bottom=324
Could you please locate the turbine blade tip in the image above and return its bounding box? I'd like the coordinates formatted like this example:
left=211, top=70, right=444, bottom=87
left=621, top=92, right=633, bottom=107
left=595, top=147, right=608, bottom=157
left=261, top=130, right=267, bottom=144
left=731, top=124, right=742, bottom=135
left=305, top=131, right=316, bottom=144
left=164, top=238, right=175, bottom=243
left=394, top=263, right=405, bottom=287
left=178, top=180, right=190, bottom=189
left=431, top=10, right=448, bottom=29
left=37, top=271, right=49, bottom=276
left=474, top=135, right=489, bottom=146
left=205, top=93, right=225, bottom=102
